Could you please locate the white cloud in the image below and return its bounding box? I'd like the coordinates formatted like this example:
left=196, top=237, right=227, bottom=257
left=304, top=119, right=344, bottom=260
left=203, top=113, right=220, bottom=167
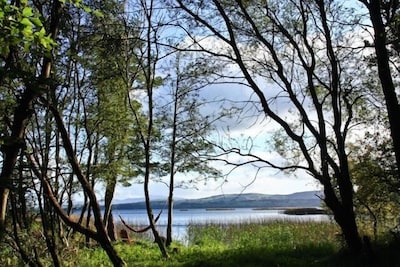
left=113, top=165, right=321, bottom=200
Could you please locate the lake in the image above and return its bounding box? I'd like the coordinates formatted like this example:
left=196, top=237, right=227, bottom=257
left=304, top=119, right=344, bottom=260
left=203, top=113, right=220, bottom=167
left=115, top=208, right=331, bottom=242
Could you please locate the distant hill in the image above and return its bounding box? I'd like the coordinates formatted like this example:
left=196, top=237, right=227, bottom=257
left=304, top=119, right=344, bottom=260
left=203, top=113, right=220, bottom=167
left=110, top=190, right=323, bottom=210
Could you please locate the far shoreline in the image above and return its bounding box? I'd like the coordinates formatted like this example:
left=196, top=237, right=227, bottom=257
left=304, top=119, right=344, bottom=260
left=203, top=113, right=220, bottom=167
left=205, top=208, right=236, bottom=211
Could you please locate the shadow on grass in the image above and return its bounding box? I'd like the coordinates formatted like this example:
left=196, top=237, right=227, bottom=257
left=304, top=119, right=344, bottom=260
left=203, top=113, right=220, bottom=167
left=177, top=244, right=335, bottom=267
left=176, top=241, right=400, bottom=267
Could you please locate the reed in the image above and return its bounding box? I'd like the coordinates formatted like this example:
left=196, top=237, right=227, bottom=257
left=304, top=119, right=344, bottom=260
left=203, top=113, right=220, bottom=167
left=3, top=219, right=399, bottom=266
left=187, top=219, right=340, bottom=248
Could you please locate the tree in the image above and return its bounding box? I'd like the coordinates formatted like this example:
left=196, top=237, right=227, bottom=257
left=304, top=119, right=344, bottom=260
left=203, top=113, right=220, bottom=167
left=359, top=0, right=400, bottom=179
left=169, top=0, right=369, bottom=252
left=0, top=1, right=130, bottom=265
left=159, top=52, right=221, bottom=246
left=78, top=1, right=143, bottom=242
left=0, top=0, right=62, bottom=238
left=120, top=0, right=169, bottom=258
left=352, top=160, right=399, bottom=237
left=44, top=101, right=125, bottom=266
left=350, top=134, right=400, bottom=240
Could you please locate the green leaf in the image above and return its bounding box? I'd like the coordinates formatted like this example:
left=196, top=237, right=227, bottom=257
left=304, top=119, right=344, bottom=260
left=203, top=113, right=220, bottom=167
left=22, top=7, right=33, bottom=17
left=30, top=17, right=43, bottom=27
left=20, top=17, right=32, bottom=27
left=22, top=26, right=33, bottom=38
left=92, top=10, right=104, bottom=18
left=0, top=45, right=9, bottom=57
left=39, top=35, right=56, bottom=50
left=23, top=41, right=31, bottom=52
left=37, top=27, right=45, bottom=38
left=83, top=6, right=91, bottom=13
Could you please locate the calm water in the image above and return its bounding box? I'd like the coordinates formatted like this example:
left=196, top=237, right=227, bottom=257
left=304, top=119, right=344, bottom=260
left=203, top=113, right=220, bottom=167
left=115, top=208, right=331, bottom=242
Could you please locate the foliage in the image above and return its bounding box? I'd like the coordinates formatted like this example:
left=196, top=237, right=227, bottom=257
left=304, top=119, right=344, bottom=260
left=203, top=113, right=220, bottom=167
left=349, top=135, right=400, bottom=235
left=78, top=2, right=143, bottom=187
left=0, top=0, right=55, bottom=55
left=157, top=52, right=222, bottom=188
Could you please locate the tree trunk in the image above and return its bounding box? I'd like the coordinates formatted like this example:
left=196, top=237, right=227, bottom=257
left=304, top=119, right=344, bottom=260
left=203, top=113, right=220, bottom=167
left=166, top=88, right=179, bottom=247
left=41, top=200, right=61, bottom=267
left=145, top=198, right=168, bottom=257
left=97, top=234, right=125, bottom=267
left=0, top=0, right=62, bottom=236
left=0, top=94, right=34, bottom=233
left=30, top=152, right=126, bottom=266
left=10, top=192, right=42, bottom=267
left=365, top=0, right=400, bottom=178
left=324, top=184, right=363, bottom=252
left=0, top=188, right=10, bottom=234
left=144, top=168, right=169, bottom=258
left=336, top=207, right=362, bottom=252
left=141, top=0, right=168, bottom=257
left=107, top=210, right=117, bottom=242
left=49, top=104, right=125, bottom=266
left=103, top=179, right=117, bottom=241
left=166, top=195, right=173, bottom=247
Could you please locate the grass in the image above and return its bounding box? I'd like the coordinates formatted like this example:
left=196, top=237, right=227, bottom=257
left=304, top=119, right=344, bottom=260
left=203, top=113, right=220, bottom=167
left=2, top=220, right=400, bottom=266
left=183, top=220, right=341, bottom=267
left=65, top=220, right=345, bottom=266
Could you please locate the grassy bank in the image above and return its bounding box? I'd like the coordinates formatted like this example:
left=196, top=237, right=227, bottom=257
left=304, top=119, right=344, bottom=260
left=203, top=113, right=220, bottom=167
left=68, top=221, right=395, bottom=266
left=2, top=220, right=399, bottom=266
left=62, top=220, right=341, bottom=266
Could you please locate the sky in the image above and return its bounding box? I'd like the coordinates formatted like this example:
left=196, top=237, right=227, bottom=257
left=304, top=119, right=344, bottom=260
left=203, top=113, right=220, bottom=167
left=111, top=38, right=351, bottom=202
left=112, top=175, right=321, bottom=201
left=110, top=80, right=322, bottom=201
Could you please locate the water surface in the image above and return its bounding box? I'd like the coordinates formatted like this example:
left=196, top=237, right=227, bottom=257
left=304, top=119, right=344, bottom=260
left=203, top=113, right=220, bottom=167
left=115, top=208, right=331, bottom=242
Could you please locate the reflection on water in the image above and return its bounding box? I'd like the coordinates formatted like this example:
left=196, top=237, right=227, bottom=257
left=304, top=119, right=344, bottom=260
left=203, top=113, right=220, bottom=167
left=115, top=208, right=331, bottom=243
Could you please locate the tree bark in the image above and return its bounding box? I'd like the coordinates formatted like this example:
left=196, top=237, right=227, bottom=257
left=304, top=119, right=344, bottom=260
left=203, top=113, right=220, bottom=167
left=324, top=184, right=362, bottom=252
left=103, top=180, right=117, bottom=241
left=166, top=194, right=174, bottom=247
left=107, top=212, right=117, bottom=242
left=144, top=186, right=168, bottom=258
left=166, top=79, right=179, bottom=247
left=364, top=0, right=400, bottom=178
left=0, top=188, right=10, bottom=234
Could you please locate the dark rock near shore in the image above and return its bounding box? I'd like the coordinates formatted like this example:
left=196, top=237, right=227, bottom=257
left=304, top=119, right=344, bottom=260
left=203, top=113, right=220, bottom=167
left=281, top=207, right=327, bottom=215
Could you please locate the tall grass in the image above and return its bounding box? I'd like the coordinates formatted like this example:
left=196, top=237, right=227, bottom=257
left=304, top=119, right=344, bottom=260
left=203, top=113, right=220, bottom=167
left=3, top=219, right=399, bottom=266
left=183, top=219, right=342, bottom=267
left=187, top=219, right=339, bottom=248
